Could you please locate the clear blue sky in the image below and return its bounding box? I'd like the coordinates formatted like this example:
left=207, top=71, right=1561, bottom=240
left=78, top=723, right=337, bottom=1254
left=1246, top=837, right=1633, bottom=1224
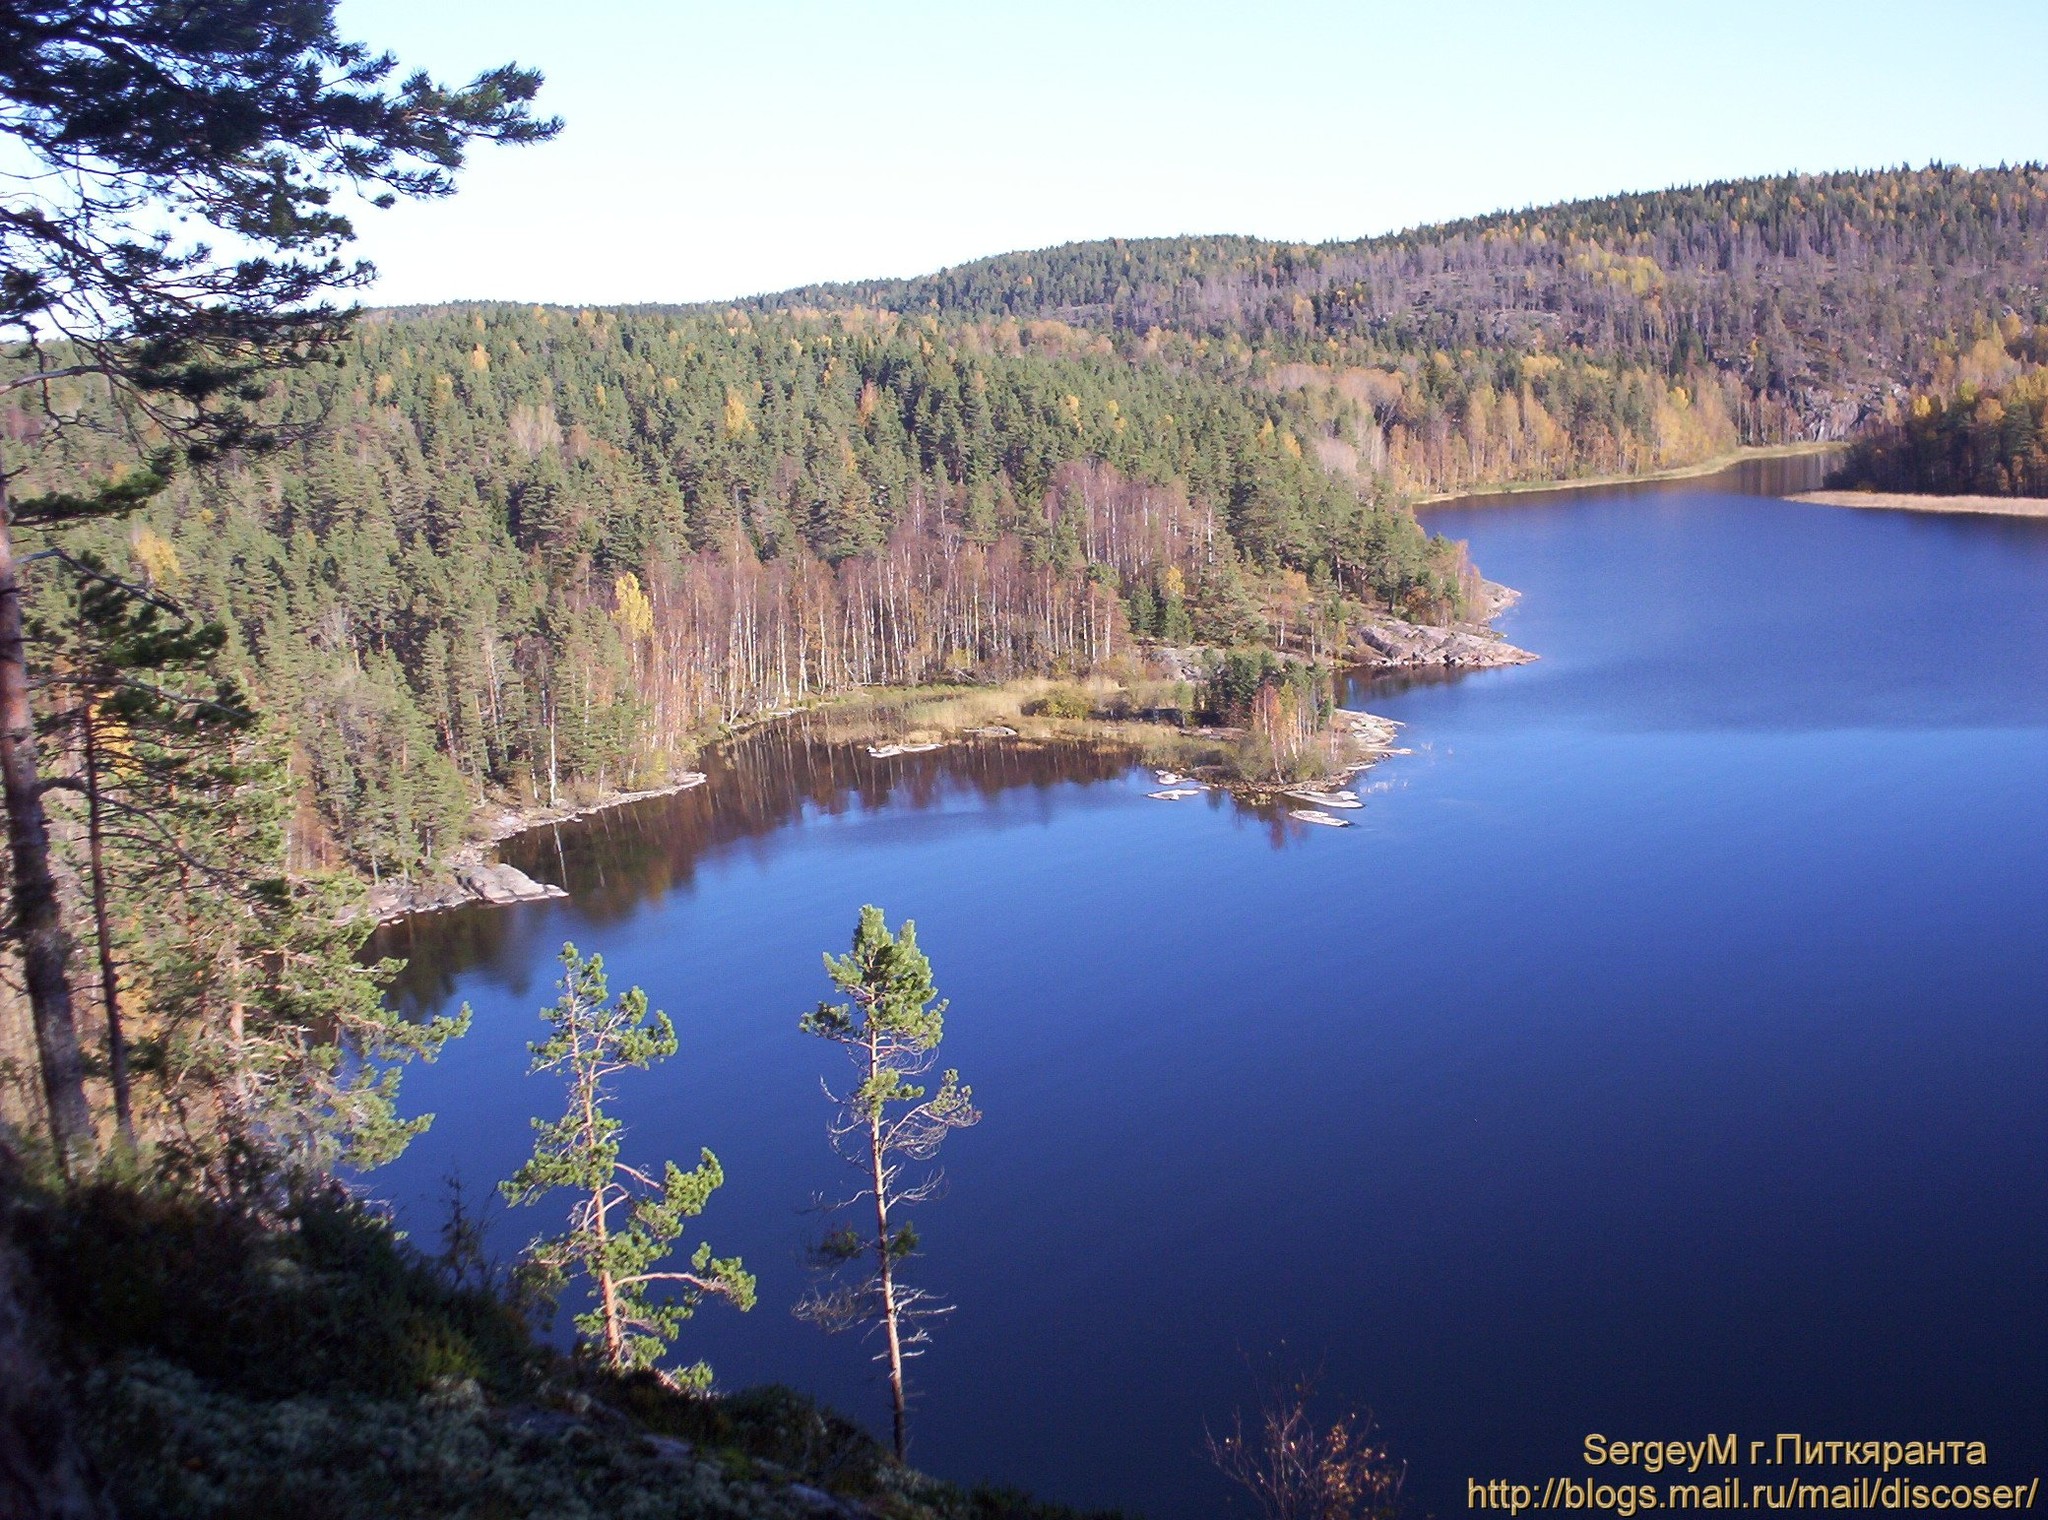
left=333, top=0, right=2048, bottom=308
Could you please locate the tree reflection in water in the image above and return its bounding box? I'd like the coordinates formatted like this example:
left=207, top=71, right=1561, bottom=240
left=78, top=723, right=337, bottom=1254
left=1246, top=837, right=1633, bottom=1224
left=369, top=719, right=1139, bottom=1019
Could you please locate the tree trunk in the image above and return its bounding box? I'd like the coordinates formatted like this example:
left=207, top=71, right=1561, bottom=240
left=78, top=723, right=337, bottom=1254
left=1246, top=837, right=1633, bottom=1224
left=594, top=1188, right=624, bottom=1369
left=80, top=707, right=132, bottom=1149
left=579, top=1060, right=626, bottom=1369
left=0, top=483, right=92, bottom=1175
left=867, top=1033, right=908, bottom=1460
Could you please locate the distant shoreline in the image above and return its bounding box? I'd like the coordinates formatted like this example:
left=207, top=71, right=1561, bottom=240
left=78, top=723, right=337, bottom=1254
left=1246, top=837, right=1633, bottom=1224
left=1789, top=490, right=2048, bottom=519
left=1413, top=443, right=1843, bottom=509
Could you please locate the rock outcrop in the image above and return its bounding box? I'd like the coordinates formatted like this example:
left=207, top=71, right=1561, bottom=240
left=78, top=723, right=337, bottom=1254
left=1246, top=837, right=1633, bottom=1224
left=366, top=859, right=566, bottom=922
left=1349, top=579, right=1534, bottom=668
left=1146, top=645, right=1211, bottom=683
left=455, top=861, right=567, bottom=906
left=365, top=774, right=712, bottom=923
left=1350, top=614, right=1536, bottom=669
left=1153, top=581, right=1536, bottom=678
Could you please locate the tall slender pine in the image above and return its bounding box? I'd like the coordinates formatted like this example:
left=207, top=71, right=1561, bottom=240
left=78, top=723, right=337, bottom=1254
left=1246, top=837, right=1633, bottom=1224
left=799, top=906, right=981, bottom=1460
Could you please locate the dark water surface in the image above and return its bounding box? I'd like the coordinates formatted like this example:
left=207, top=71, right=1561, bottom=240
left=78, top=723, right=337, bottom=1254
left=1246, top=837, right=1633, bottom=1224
left=371, top=460, right=2048, bottom=1517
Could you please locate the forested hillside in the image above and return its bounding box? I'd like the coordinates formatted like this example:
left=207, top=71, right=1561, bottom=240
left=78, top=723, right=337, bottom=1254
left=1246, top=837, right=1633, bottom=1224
left=13, top=166, right=2041, bottom=886
left=3, top=0, right=2041, bottom=1503
left=6, top=126, right=2047, bottom=1516
left=15, top=303, right=1472, bottom=877
left=766, top=165, right=2048, bottom=449
left=1828, top=313, right=2048, bottom=495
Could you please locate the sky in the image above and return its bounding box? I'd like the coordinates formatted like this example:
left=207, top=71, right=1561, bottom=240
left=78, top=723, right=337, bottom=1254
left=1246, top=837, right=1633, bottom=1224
left=332, top=0, right=2048, bottom=309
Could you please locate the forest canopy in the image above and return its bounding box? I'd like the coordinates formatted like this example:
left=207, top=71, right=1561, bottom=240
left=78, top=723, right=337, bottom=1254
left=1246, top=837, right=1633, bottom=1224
left=759, top=164, right=2048, bottom=448
left=1828, top=314, right=2048, bottom=496
left=10, top=165, right=2041, bottom=880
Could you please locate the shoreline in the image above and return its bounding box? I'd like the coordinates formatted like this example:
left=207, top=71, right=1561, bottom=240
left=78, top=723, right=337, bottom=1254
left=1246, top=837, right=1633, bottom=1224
left=1413, top=442, right=1843, bottom=509
left=760, top=678, right=1415, bottom=799
left=468, top=776, right=711, bottom=849
left=381, top=462, right=2041, bottom=922
left=1789, top=489, right=2048, bottom=519
left=370, top=439, right=1851, bottom=928
left=368, top=592, right=1540, bottom=925
left=365, top=777, right=711, bottom=922
left=365, top=668, right=1444, bottom=925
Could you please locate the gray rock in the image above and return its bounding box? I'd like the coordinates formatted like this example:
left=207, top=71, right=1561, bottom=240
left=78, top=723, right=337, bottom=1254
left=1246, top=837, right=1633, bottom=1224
left=1147, top=645, right=1212, bottom=683
left=1476, top=579, right=1522, bottom=619
left=1352, top=614, right=1536, bottom=669
left=642, top=1434, right=696, bottom=1465
left=454, top=861, right=567, bottom=905
left=502, top=1406, right=588, bottom=1440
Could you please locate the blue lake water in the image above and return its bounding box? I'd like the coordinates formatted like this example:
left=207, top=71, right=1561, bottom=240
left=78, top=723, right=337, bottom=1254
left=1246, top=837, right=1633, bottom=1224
left=370, top=467, right=2048, bottom=1517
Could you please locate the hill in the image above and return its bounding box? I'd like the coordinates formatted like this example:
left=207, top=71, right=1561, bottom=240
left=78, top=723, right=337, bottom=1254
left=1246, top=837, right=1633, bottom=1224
left=748, top=164, right=2048, bottom=445
left=8, top=167, right=2042, bottom=881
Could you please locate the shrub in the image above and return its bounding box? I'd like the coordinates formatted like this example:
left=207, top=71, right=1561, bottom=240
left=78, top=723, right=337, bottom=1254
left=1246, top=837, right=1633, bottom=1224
left=1026, top=684, right=1094, bottom=719
left=7, top=1173, right=1141, bottom=1520
left=13, top=1178, right=538, bottom=1402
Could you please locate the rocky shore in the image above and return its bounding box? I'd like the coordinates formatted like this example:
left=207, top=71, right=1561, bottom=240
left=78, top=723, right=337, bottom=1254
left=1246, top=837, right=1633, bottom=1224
left=1350, top=582, right=1536, bottom=669
left=365, top=856, right=563, bottom=923
left=364, top=775, right=707, bottom=922
left=1351, top=614, right=1536, bottom=669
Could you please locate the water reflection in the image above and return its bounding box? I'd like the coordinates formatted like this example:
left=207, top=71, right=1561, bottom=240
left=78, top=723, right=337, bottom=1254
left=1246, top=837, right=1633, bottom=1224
left=371, top=729, right=1150, bottom=1014
left=1347, top=664, right=1486, bottom=701
left=375, top=450, right=1850, bottom=1007
left=517, top=725, right=1136, bottom=907
left=370, top=717, right=1398, bottom=1014
left=1425, top=448, right=1840, bottom=513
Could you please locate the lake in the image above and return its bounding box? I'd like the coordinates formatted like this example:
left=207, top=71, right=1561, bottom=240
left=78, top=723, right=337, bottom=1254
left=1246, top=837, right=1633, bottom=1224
left=369, top=459, right=2048, bottom=1517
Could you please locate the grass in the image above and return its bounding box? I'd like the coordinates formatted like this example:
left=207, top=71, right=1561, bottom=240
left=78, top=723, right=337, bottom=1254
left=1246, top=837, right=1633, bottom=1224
left=776, top=675, right=1368, bottom=789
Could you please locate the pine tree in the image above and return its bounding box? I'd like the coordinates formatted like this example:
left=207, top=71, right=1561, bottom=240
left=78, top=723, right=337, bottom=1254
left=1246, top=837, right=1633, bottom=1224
left=124, top=733, right=464, bottom=1194
left=502, top=944, right=754, bottom=1386
left=31, top=551, right=258, bottom=1149
left=799, top=906, right=980, bottom=1460
left=0, top=0, right=556, bottom=1174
